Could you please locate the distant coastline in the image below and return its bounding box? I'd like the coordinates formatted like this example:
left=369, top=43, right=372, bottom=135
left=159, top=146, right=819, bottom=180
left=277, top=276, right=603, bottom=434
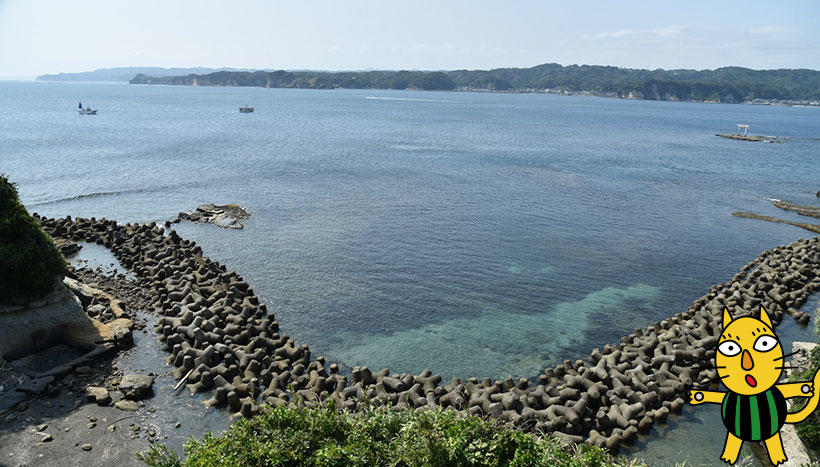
left=36, top=66, right=255, bottom=83
left=119, top=63, right=820, bottom=106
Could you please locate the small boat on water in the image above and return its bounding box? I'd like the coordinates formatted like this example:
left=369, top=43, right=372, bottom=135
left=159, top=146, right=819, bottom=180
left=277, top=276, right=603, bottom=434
left=239, top=106, right=254, bottom=113
left=77, top=102, right=97, bottom=115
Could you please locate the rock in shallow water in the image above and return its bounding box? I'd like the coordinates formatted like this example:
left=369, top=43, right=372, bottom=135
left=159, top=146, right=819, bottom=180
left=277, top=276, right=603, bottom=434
left=175, top=204, right=250, bottom=229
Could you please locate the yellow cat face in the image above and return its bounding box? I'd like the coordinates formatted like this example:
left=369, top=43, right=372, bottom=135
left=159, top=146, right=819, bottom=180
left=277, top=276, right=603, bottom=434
left=716, top=306, right=783, bottom=396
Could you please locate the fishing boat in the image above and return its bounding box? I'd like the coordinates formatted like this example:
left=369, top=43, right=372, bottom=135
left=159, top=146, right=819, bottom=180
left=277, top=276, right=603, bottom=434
left=77, top=102, right=97, bottom=115
left=239, top=106, right=254, bottom=113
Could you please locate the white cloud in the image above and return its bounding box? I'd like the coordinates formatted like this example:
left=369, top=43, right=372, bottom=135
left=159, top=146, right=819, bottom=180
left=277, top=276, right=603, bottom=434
left=747, top=25, right=792, bottom=34
left=587, top=25, right=690, bottom=40
left=654, top=25, right=690, bottom=37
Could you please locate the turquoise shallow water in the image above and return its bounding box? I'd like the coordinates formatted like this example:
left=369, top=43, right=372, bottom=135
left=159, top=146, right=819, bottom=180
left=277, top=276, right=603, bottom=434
left=3, top=81, right=820, bottom=463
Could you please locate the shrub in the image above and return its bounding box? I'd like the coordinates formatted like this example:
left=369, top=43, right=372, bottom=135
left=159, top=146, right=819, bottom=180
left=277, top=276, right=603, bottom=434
left=138, top=403, right=644, bottom=467
left=789, top=345, right=820, bottom=448
left=0, top=174, right=66, bottom=305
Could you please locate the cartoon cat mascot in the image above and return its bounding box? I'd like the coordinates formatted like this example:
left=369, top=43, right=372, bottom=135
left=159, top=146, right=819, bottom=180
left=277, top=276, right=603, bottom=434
left=690, top=306, right=820, bottom=465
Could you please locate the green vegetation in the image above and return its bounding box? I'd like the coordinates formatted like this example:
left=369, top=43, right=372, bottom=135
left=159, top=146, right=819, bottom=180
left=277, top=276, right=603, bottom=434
left=132, top=69, right=456, bottom=91
left=0, top=174, right=66, bottom=305
left=138, top=403, right=643, bottom=467
left=130, top=64, right=820, bottom=103
left=789, top=345, right=820, bottom=449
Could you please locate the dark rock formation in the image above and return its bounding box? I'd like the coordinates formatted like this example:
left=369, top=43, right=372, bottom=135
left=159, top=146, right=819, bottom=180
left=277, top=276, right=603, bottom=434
left=770, top=199, right=820, bottom=219
left=174, top=204, right=250, bottom=229
left=732, top=212, right=820, bottom=234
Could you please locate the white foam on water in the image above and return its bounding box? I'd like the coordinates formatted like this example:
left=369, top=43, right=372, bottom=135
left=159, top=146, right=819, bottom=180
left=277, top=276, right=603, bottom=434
left=365, top=96, right=451, bottom=103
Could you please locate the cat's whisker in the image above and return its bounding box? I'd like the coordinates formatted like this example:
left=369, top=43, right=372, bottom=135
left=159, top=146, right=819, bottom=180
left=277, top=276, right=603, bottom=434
left=719, top=373, right=730, bottom=379
left=775, top=366, right=799, bottom=370
left=773, top=351, right=799, bottom=361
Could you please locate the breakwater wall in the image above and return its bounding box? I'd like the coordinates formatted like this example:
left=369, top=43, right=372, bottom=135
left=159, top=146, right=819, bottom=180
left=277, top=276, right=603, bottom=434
left=34, top=214, right=820, bottom=452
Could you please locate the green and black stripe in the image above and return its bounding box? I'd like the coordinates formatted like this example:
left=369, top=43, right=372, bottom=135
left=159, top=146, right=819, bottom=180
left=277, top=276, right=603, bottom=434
left=721, top=387, right=787, bottom=441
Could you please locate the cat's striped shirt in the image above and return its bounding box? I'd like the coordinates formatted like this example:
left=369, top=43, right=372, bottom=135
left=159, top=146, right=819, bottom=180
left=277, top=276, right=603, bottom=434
left=721, top=387, right=787, bottom=441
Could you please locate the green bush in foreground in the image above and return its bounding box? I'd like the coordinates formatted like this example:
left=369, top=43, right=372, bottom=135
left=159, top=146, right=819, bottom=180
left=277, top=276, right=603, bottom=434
left=789, top=345, right=820, bottom=449
left=138, top=403, right=644, bottom=467
left=0, top=174, right=66, bottom=305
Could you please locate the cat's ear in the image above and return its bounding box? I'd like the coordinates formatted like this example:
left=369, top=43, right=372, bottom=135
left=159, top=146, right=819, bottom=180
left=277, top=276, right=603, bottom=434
left=723, top=307, right=733, bottom=328
left=760, top=305, right=773, bottom=328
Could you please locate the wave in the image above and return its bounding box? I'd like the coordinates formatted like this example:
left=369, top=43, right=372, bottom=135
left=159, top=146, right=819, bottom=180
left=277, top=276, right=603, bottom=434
left=29, top=187, right=156, bottom=206
left=365, top=96, right=451, bottom=104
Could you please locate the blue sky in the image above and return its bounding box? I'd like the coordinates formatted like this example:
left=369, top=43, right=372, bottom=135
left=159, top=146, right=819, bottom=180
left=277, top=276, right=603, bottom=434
left=1, top=0, right=818, bottom=78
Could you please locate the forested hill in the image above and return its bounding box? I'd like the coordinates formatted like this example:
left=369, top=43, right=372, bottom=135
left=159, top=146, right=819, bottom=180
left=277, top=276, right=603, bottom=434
left=129, top=64, right=820, bottom=103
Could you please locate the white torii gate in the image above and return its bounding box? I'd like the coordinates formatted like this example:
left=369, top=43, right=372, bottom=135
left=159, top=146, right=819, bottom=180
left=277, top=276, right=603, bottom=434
left=736, top=124, right=750, bottom=136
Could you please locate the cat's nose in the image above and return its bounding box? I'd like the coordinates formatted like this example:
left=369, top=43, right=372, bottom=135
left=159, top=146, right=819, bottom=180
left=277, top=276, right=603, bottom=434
left=741, top=349, right=754, bottom=370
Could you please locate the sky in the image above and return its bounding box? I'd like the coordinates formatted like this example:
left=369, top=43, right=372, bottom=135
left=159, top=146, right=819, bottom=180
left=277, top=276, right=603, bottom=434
left=1, top=0, right=818, bottom=79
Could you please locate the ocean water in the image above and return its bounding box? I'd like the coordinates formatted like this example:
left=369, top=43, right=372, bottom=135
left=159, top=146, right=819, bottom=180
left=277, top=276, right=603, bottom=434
left=3, top=81, right=820, bottom=464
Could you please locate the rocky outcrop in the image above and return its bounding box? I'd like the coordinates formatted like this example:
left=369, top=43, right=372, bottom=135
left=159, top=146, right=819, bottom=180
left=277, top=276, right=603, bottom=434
left=33, top=214, right=820, bottom=453
left=0, top=280, right=101, bottom=360
left=770, top=199, right=820, bottom=220
left=732, top=212, right=820, bottom=235
left=174, top=204, right=250, bottom=229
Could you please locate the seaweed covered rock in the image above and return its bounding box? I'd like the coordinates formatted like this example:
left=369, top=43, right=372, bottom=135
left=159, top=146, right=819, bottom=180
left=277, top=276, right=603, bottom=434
left=0, top=174, right=66, bottom=305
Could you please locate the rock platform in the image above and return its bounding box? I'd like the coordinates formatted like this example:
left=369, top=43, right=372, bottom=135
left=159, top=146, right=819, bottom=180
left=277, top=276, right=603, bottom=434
left=173, top=204, right=250, bottom=229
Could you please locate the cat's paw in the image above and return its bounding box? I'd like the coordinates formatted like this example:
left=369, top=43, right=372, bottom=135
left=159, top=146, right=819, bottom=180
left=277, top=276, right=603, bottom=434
left=768, top=451, right=787, bottom=465
left=689, top=390, right=706, bottom=405
left=721, top=453, right=739, bottom=464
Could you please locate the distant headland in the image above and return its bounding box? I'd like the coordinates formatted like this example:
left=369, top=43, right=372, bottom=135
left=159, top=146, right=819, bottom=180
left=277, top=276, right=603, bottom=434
left=120, top=64, right=820, bottom=106
left=36, top=66, right=254, bottom=83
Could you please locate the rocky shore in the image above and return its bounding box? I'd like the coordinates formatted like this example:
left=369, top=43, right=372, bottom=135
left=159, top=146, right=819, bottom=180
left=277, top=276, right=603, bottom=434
left=732, top=198, right=820, bottom=235
left=0, top=263, right=173, bottom=466
left=28, top=214, right=820, bottom=453
left=173, top=204, right=250, bottom=230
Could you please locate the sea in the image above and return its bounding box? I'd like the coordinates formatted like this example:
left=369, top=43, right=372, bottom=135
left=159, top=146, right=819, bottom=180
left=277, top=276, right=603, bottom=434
left=2, top=80, right=819, bottom=465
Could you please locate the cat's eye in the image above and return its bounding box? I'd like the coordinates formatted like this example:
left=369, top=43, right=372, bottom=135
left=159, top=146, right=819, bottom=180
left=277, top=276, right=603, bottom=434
left=718, top=340, right=741, bottom=356
left=754, top=335, right=778, bottom=352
